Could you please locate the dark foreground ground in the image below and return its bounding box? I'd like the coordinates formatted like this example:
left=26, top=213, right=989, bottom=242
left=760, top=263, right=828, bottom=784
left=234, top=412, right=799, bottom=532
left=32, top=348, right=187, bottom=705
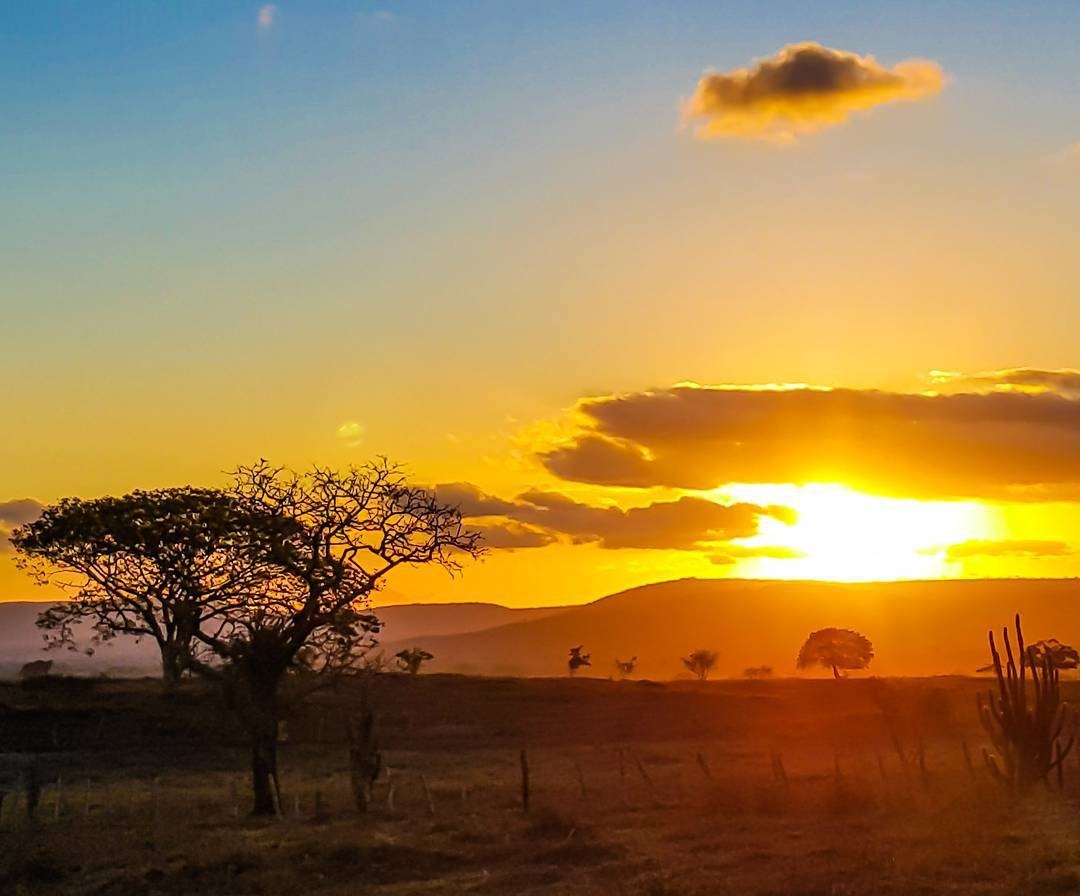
left=3, top=673, right=1080, bottom=895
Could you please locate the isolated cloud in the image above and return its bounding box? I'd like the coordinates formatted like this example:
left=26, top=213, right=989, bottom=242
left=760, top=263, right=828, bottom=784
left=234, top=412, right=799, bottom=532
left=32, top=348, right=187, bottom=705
left=537, top=379, right=1080, bottom=501
left=684, top=42, right=944, bottom=144
left=709, top=545, right=806, bottom=566
left=258, top=4, right=276, bottom=28
left=931, top=539, right=1073, bottom=561
left=336, top=421, right=365, bottom=448
left=0, top=498, right=43, bottom=553
left=435, top=484, right=793, bottom=551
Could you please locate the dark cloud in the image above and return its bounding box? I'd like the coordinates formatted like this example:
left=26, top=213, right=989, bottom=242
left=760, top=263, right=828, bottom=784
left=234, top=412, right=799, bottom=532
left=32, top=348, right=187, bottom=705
left=436, top=484, right=793, bottom=552
left=936, top=539, right=1073, bottom=561
left=0, top=498, right=43, bottom=554
left=537, top=381, right=1080, bottom=501
left=684, top=42, right=944, bottom=144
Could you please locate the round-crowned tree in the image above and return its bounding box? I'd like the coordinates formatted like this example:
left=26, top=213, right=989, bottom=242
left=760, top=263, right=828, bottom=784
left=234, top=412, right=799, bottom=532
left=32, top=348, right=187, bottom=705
left=797, top=628, right=873, bottom=679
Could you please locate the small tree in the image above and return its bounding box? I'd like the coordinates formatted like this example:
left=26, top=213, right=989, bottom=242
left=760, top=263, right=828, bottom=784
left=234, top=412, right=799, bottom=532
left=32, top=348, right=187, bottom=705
left=1029, top=639, right=1080, bottom=671
left=395, top=647, right=434, bottom=675
left=568, top=645, right=591, bottom=676
left=13, top=489, right=267, bottom=691
left=797, top=628, right=873, bottom=679
left=614, top=656, right=637, bottom=679
left=743, top=665, right=773, bottom=680
left=682, top=648, right=718, bottom=681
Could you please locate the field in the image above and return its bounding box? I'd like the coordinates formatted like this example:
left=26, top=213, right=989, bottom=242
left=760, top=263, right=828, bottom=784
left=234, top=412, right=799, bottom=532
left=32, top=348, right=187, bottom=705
left=4, top=674, right=1080, bottom=895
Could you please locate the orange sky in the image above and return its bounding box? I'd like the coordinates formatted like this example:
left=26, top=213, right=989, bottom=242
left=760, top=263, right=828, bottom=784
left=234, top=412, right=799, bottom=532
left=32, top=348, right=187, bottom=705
left=6, top=10, right=1080, bottom=606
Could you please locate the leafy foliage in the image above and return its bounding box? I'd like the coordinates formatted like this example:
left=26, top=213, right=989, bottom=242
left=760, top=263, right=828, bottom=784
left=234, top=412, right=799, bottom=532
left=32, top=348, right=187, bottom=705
left=796, top=628, right=873, bottom=679
left=395, top=648, right=434, bottom=675
left=682, top=648, right=719, bottom=681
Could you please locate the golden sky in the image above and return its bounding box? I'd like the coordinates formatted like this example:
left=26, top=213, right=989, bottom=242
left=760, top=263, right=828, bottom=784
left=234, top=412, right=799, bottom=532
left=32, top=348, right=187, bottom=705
left=5, top=10, right=1080, bottom=606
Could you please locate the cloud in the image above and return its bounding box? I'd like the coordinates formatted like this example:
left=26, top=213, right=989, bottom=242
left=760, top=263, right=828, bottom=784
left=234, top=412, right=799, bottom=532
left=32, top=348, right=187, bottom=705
left=0, top=498, right=43, bottom=554
left=683, top=42, right=944, bottom=144
left=468, top=521, right=559, bottom=550
left=931, top=368, right=1080, bottom=398
left=434, top=483, right=794, bottom=551
left=535, top=378, right=1080, bottom=501
left=709, top=545, right=806, bottom=566
left=924, top=539, right=1074, bottom=561
left=258, top=4, right=277, bottom=29
left=336, top=420, right=365, bottom=448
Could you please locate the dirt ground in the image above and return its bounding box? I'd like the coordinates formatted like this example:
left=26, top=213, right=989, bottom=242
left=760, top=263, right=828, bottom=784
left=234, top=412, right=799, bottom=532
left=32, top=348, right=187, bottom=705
left=3, top=674, right=1080, bottom=895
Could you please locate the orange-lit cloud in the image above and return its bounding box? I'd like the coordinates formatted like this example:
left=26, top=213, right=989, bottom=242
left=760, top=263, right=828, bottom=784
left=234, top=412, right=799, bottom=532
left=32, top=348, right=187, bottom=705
left=928, top=539, right=1073, bottom=561
left=709, top=545, right=806, bottom=566
left=684, top=42, right=945, bottom=144
left=433, top=482, right=793, bottom=551
left=0, top=499, right=43, bottom=553
left=931, top=367, right=1080, bottom=397
left=536, top=378, right=1080, bottom=501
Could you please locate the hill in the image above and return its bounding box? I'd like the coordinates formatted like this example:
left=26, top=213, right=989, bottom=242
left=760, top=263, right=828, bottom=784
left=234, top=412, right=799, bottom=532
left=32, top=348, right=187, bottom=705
left=381, top=577, right=1080, bottom=678
left=0, top=599, right=567, bottom=677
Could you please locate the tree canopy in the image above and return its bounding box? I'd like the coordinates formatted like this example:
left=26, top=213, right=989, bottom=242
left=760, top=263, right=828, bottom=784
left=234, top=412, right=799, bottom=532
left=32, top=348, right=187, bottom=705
left=796, top=628, right=873, bottom=678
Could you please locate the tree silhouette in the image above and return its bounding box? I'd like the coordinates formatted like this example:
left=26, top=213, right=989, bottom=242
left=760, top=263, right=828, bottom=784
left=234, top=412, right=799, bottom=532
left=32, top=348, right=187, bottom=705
left=12, top=489, right=268, bottom=691
left=614, top=656, right=637, bottom=679
left=568, top=645, right=591, bottom=676
left=1029, top=639, right=1080, bottom=671
left=19, top=461, right=482, bottom=816
left=682, top=648, right=719, bottom=681
left=797, top=628, right=873, bottom=679
left=395, top=647, right=434, bottom=675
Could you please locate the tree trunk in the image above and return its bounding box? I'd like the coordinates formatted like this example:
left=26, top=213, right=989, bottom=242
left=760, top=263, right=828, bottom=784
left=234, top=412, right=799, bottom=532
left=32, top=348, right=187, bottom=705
left=160, top=644, right=184, bottom=692
left=237, top=677, right=283, bottom=817
left=831, top=663, right=841, bottom=679
left=250, top=733, right=280, bottom=816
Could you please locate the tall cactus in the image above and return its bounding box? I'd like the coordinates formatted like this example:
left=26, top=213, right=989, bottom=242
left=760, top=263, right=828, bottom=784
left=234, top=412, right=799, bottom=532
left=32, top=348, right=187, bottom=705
left=977, top=613, right=1075, bottom=793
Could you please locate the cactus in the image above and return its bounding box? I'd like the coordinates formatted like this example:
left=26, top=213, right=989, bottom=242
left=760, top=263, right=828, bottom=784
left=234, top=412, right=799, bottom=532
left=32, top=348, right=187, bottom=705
left=977, top=613, right=1075, bottom=794
left=345, top=702, right=382, bottom=812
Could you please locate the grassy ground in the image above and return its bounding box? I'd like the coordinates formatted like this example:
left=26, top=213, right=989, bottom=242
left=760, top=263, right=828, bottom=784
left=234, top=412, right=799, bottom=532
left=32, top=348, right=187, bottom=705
left=3, top=674, right=1080, bottom=894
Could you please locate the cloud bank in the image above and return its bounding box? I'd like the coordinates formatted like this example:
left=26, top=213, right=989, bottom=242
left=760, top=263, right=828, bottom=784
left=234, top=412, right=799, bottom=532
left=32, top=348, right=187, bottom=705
left=433, top=483, right=793, bottom=552
left=536, top=375, right=1080, bottom=501
left=684, top=42, right=944, bottom=144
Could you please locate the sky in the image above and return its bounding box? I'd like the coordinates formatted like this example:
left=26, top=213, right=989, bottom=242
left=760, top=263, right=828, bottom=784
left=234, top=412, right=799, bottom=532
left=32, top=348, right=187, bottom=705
left=4, top=1, right=1080, bottom=606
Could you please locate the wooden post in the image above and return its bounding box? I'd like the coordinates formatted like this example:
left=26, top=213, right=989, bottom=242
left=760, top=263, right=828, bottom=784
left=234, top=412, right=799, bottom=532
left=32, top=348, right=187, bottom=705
left=772, top=754, right=790, bottom=794
left=420, top=775, right=435, bottom=816
left=696, top=753, right=713, bottom=781
left=634, top=753, right=655, bottom=793
left=519, top=750, right=530, bottom=814
left=574, top=761, right=588, bottom=800
left=960, top=739, right=976, bottom=780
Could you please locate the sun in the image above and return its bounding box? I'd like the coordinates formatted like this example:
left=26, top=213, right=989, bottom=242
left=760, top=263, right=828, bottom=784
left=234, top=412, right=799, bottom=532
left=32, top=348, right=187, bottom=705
left=719, top=483, right=996, bottom=581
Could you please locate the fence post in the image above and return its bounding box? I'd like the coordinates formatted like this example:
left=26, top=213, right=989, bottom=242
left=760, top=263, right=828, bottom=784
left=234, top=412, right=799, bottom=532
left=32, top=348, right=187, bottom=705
left=519, top=750, right=530, bottom=814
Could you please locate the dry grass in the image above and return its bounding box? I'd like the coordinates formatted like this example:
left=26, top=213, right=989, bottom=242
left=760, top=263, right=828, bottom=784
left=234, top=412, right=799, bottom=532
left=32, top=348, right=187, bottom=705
left=4, top=675, right=1080, bottom=894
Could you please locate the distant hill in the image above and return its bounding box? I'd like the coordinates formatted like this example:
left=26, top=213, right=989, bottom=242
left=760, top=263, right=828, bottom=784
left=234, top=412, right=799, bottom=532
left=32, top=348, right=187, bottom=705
left=5, top=578, right=1080, bottom=679
left=0, top=600, right=567, bottom=677
left=381, top=578, right=1080, bottom=679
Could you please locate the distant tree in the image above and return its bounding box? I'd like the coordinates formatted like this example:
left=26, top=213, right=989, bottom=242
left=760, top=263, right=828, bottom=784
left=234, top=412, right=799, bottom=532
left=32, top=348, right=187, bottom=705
left=743, top=665, right=773, bottom=680
left=12, top=489, right=267, bottom=691
left=568, top=645, right=591, bottom=676
left=614, top=656, right=637, bottom=679
left=395, top=647, right=434, bottom=675
left=682, top=648, right=719, bottom=681
left=18, top=660, right=53, bottom=680
left=1029, top=639, right=1080, bottom=671
left=797, top=628, right=873, bottom=679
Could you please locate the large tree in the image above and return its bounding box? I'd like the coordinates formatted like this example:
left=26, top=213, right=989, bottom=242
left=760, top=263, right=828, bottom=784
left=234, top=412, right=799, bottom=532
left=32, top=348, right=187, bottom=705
left=12, top=489, right=268, bottom=690
left=181, top=460, right=483, bottom=815
left=796, top=628, right=873, bottom=679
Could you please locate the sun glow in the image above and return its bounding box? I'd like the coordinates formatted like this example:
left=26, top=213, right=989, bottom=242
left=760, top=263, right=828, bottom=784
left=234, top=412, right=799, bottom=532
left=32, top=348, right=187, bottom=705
left=721, top=483, right=997, bottom=581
